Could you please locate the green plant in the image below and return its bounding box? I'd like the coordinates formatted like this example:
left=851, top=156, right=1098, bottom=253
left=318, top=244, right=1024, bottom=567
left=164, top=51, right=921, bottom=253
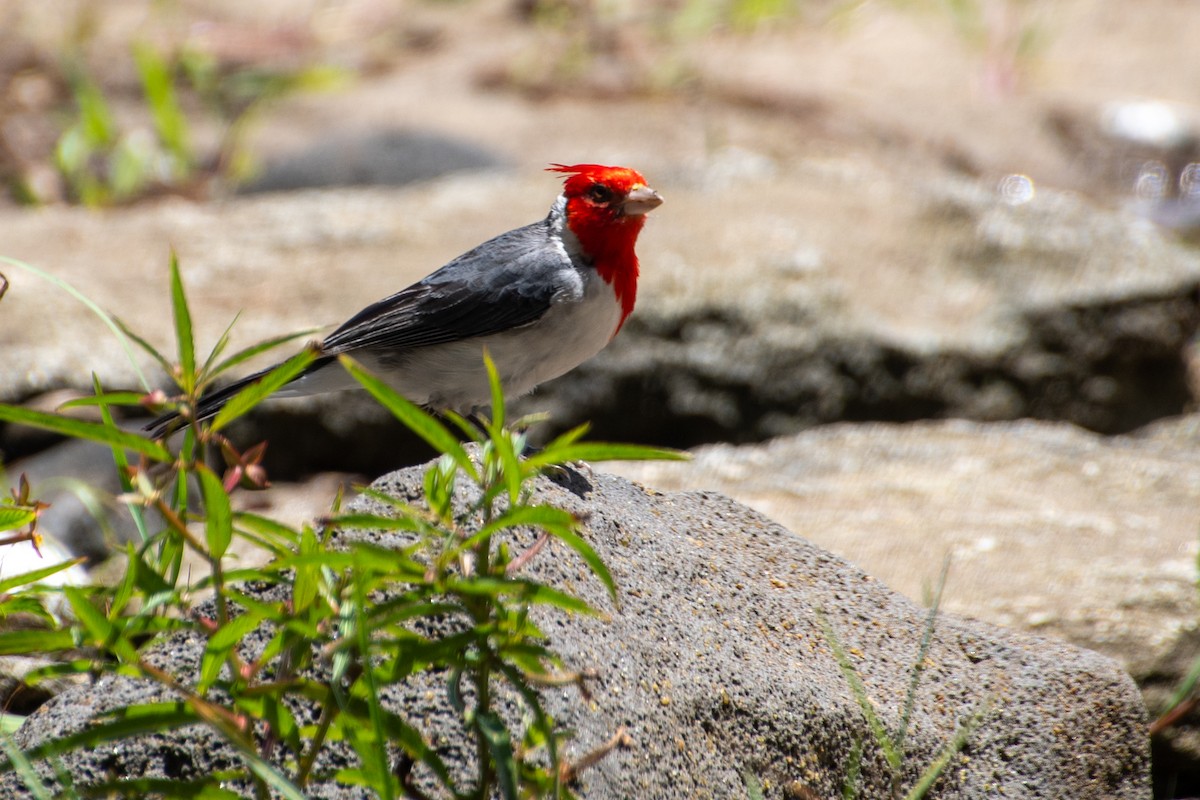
left=820, top=558, right=987, bottom=800
left=47, top=28, right=346, bottom=207
left=0, top=253, right=681, bottom=798
left=178, top=48, right=347, bottom=184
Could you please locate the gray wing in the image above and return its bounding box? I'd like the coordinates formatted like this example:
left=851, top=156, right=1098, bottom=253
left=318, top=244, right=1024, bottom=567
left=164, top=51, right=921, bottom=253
left=320, top=219, right=578, bottom=355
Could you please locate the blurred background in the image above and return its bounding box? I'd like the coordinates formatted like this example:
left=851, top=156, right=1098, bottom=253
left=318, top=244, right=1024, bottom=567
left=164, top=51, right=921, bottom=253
left=3, top=1, right=1200, bottom=795
left=1, top=0, right=1197, bottom=211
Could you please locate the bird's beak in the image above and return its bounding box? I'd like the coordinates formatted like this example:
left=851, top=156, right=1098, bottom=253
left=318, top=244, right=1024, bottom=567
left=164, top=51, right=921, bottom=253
left=622, top=185, right=664, bottom=217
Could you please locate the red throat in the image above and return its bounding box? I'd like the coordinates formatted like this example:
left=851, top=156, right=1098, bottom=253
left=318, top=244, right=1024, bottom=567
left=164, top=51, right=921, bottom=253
left=550, top=164, right=651, bottom=333
left=565, top=209, right=642, bottom=331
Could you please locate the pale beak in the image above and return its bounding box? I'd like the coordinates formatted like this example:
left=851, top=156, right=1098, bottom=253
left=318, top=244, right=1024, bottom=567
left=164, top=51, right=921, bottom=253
left=622, top=185, right=664, bottom=217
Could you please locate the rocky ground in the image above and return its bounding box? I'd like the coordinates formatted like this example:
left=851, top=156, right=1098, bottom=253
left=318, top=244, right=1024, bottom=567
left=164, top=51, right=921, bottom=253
left=3, top=0, right=1200, bottom=796
left=5, top=463, right=1151, bottom=799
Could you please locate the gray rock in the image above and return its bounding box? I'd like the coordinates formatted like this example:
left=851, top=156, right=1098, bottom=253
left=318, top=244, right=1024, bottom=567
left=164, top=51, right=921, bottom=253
left=608, top=416, right=1200, bottom=791
left=237, top=129, right=504, bottom=194
left=6, top=464, right=1149, bottom=798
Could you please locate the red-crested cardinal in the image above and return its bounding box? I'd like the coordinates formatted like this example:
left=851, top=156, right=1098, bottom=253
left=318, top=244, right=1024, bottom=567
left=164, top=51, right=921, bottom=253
left=147, top=164, right=662, bottom=437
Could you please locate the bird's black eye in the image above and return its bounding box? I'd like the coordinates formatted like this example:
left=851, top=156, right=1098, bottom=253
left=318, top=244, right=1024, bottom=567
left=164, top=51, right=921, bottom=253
left=586, top=184, right=614, bottom=204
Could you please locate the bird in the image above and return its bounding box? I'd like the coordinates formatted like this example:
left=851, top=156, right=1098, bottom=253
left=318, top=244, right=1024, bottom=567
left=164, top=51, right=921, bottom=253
left=147, top=164, right=662, bottom=438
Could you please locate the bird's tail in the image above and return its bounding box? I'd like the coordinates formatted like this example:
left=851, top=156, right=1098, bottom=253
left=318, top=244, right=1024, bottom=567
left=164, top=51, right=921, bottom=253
left=144, top=356, right=332, bottom=439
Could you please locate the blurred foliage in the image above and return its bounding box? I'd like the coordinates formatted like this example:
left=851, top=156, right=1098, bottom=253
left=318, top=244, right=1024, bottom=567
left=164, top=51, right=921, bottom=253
left=0, top=0, right=1049, bottom=205
left=505, top=0, right=1044, bottom=97
left=0, top=2, right=350, bottom=206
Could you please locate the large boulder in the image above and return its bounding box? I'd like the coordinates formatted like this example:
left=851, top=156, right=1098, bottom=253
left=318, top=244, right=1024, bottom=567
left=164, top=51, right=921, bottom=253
left=609, top=415, right=1200, bottom=792
left=6, top=464, right=1149, bottom=798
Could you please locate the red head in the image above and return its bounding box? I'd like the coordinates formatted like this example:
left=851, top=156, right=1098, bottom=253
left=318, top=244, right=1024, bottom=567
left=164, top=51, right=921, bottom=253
left=549, top=164, right=662, bottom=328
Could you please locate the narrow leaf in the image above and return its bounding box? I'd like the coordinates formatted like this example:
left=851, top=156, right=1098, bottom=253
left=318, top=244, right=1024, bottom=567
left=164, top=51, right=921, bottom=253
left=196, top=465, right=232, bottom=559
left=111, top=314, right=174, bottom=379
left=8, top=703, right=198, bottom=767
left=199, top=312, right=241, bottom=378
left=0, top=255, right=152, bottom=392
left=0, top=507, right=36, bottom=532
left=339, top=355, right=477, bottom=481
left=211, top=327, right=321, bottom=379
left=819, top=610, right=901, bottom=769
left=447, top=577, right=595, bottom=615
left=0, top=728, right=53, bottom=800
left=92, top=373, right=150, bottom=543
left=0, top=559, right=86, bottom=593
left=0, top=629, right=76, bottom=656
left=531, top=442, right=688, bottom=468
left=57, top=392, right=149, bottom=409
left=544, top=523, right=617, bottom=603
left=0, top=405, right=170, bottom=461
left=902, top=703, right=988, bottom=800
left=199, top=611, right=264, bottom=692
left=209, top=346, right=319, bottom=432
left=169, top=252, right=195, bottom=394
left=64, top=587, right=138, bottom=664
left=70, top=776, right=243, bottom=799
left=485, top=351, right=505, bottom=430
left=477, top=711, right=518, bottom=800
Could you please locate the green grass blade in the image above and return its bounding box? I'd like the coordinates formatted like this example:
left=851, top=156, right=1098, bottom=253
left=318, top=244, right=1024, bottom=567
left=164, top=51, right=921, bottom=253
left=169, top=252, right=195, bottom=395
left=209, top=346, right=318, bottom=432
left=898, top=555, right=951, bottom=756
left=0, top=405, right=170, bottom=462
left=446, top=577, right=594, bottom=615
left=818, top=609, right=901, bottom=770
left=841, top=735, right=864, bottom=799
left=743, top=771, right=765, bottom=800
left=133, top=43, right=191, bottom=173
left=68, top=775, right=244, bottom=798
left=351, top=575, right=398, bottom=800
left=8, top=702, right=199, bottom=767
left=902, top=704, right=988, bottom=800
left=441, top=409, right=486, bottom=443
left=494, top=430, right=524, bottom=508
left=484, top=351, right=504, bottom=430
left=0, top=256, right=152, bottom=392
left=1162, top=656, right=1200, bottom=721
left=453, top=505, right=577, bottom=556
left=110, top=315, right=175, bottom=382
left=492, top=661, right=562, bottom=798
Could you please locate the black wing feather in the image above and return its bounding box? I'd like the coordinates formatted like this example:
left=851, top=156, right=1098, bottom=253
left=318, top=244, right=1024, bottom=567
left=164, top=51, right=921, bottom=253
left=146, top=216, right=573, bottom=438
left=320, top=220, right=573, bottom=355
